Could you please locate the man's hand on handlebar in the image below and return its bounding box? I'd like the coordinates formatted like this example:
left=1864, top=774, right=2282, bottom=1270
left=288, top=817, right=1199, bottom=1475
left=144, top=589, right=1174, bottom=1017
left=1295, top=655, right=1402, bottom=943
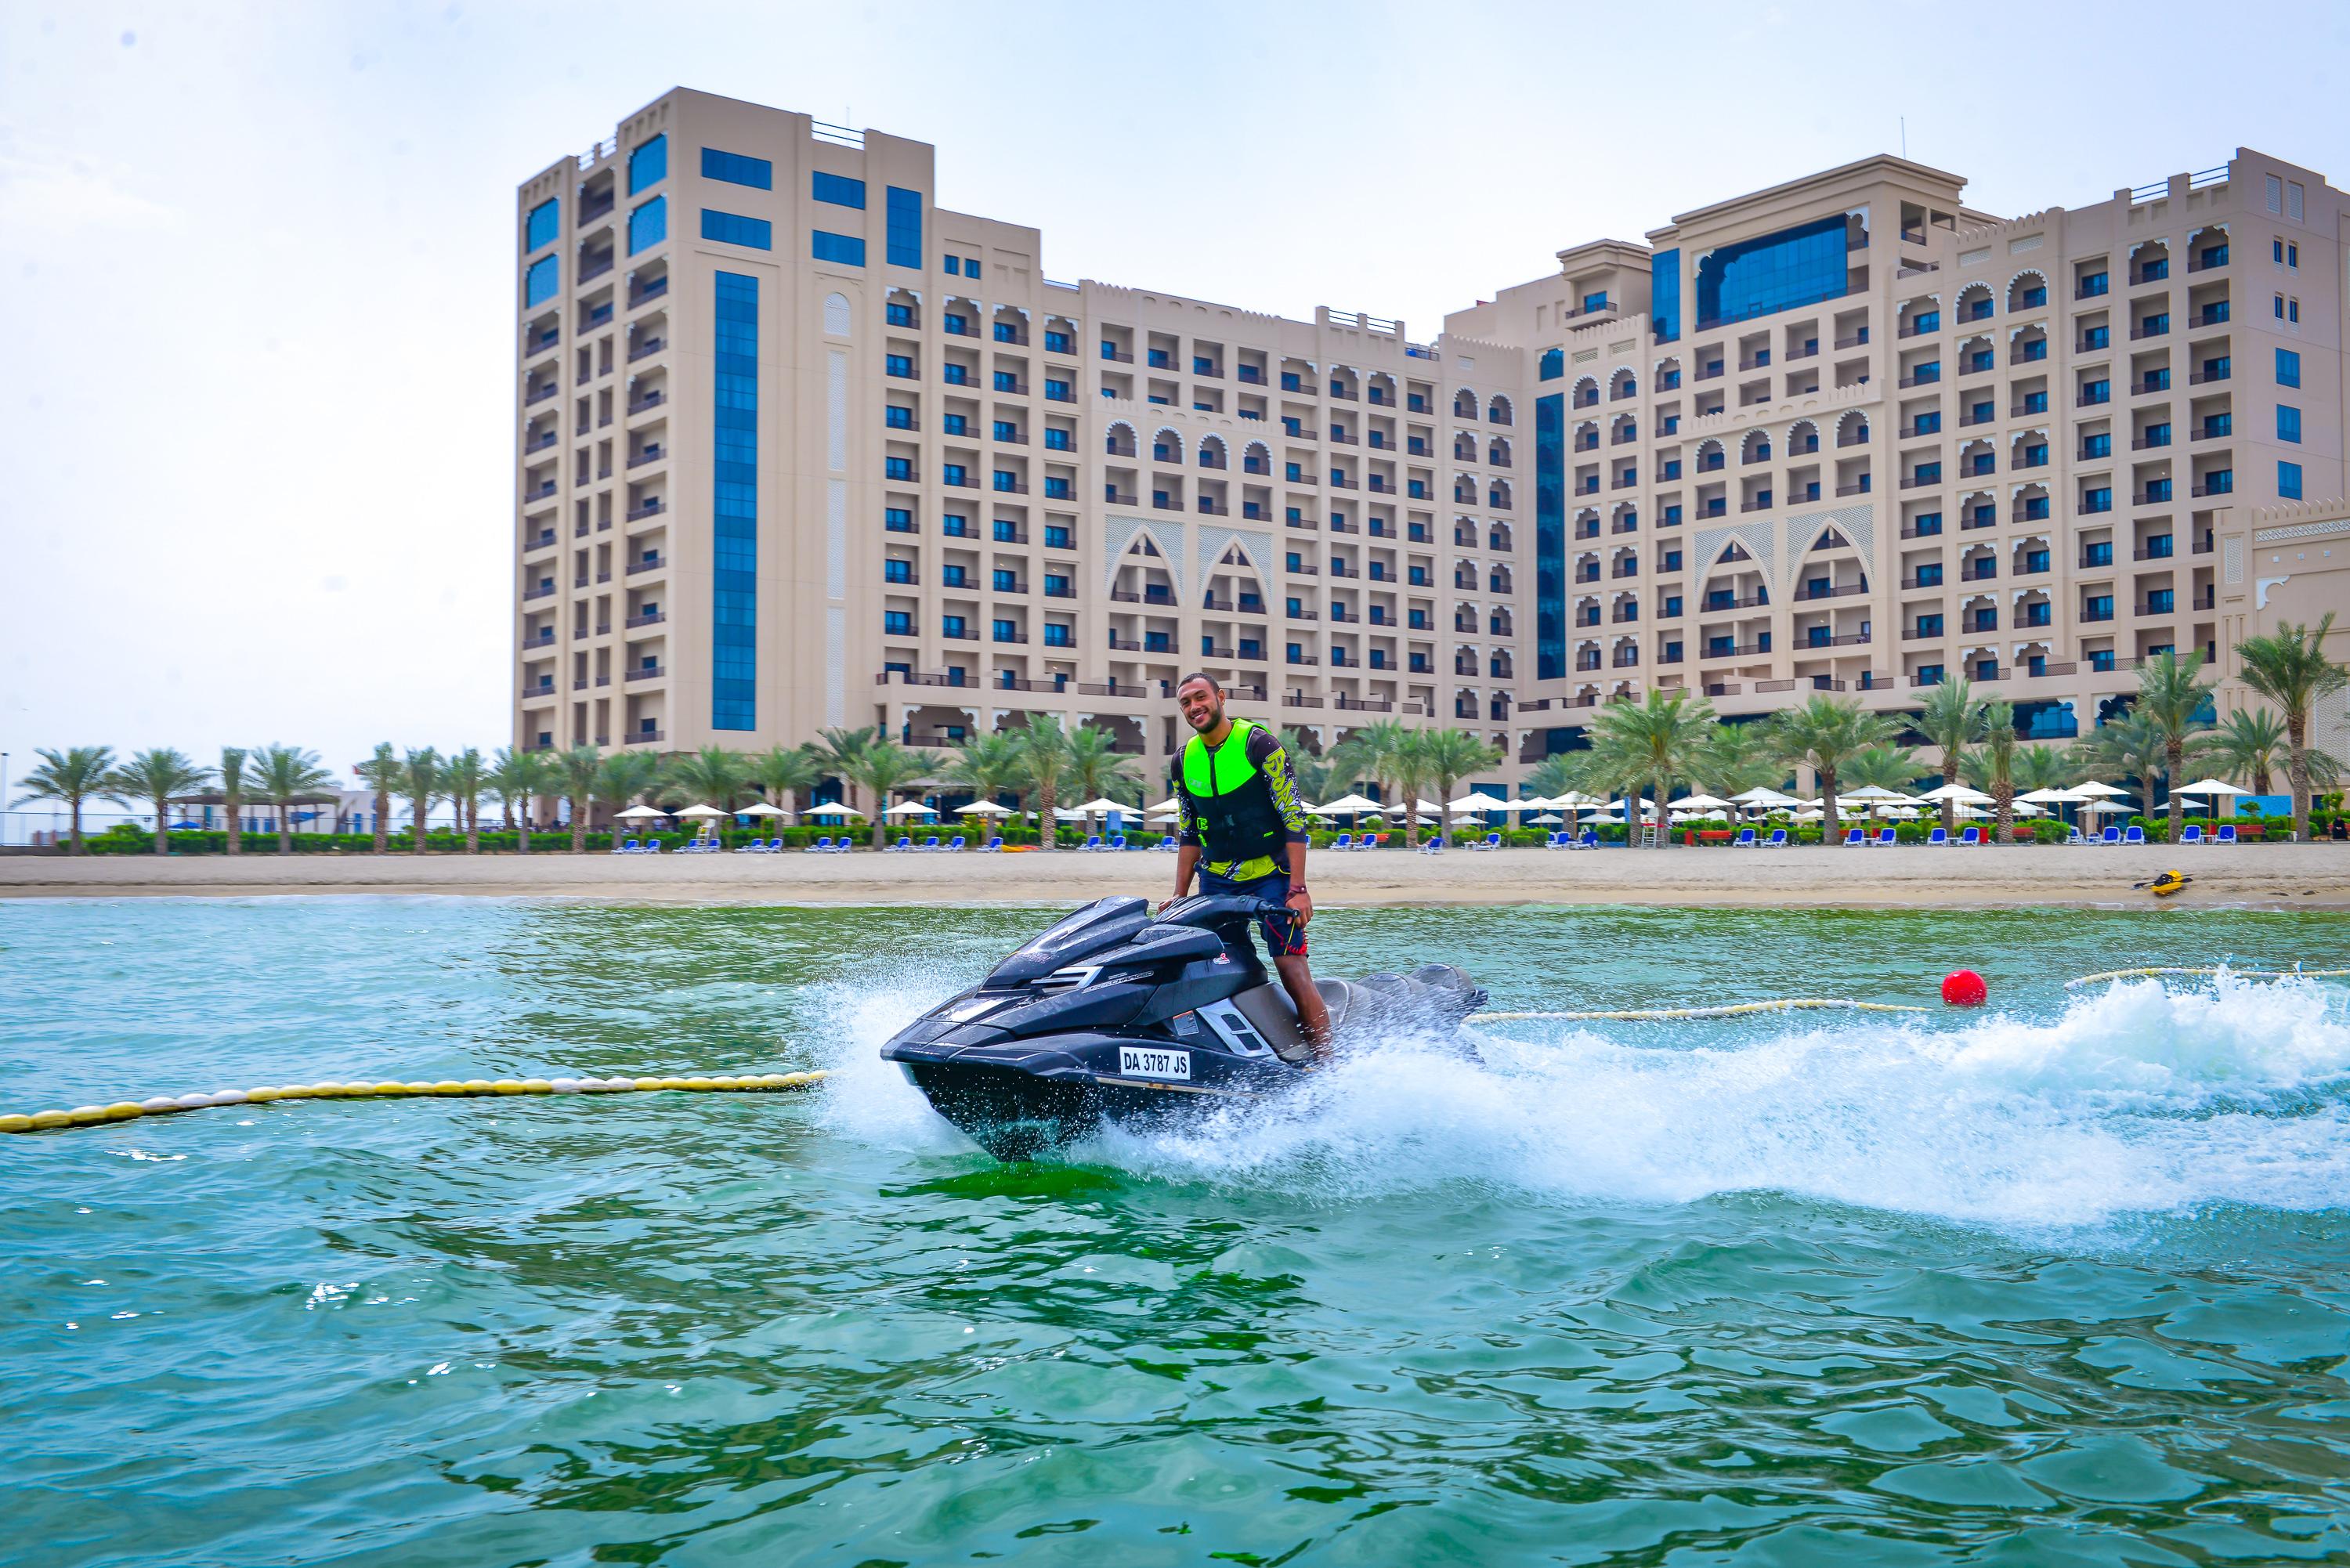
left=1285, top=886, right=1313, bottom=927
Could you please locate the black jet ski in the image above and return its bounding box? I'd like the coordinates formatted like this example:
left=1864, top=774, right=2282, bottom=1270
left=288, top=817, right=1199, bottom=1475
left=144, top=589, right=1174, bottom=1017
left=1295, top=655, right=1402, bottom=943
left=880, top=893, right=1485, bottom=1159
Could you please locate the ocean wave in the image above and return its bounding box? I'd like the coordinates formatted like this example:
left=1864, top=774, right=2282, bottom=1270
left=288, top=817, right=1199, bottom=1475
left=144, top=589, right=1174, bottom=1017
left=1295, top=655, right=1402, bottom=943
left=815, top=966, right=2350, bottom=1229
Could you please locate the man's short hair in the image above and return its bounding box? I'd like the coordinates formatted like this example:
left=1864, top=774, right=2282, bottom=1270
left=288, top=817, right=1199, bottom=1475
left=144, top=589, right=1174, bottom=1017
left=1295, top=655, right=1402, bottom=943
left=1177, top=671, right=1220, bottom=694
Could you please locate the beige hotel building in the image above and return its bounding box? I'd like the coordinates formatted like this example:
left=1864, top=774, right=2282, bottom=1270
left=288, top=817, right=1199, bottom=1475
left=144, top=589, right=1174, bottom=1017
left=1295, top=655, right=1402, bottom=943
left=513, top=88, right=2350, bottom=788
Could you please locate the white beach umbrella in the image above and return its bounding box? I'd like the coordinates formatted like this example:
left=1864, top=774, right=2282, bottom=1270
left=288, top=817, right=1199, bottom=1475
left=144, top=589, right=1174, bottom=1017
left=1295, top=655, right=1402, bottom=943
left=1070, top=797, right=1130, bottom=815
left=1953, top=804, right=1990, bottom=819
left=2007, top=800, right=2044, bottom=818
left=1839, top=785, right=1912, bottom=803
left=2071, top=780, right=2131, bottom=798
left=1313, top=793, right=1384, bottom=815
left=737, top=801, right=789, bottom=818
left=2078, top=798, right=2129, bottom=816
left=613, top=804, right=668, bottom=820
left=2015, top=787, right=2084, bottom=805
left=2175, top=778, right=2249, bottom=798
left=1052, top=807, right=1091, bottom=822
left=884, top=800, right=938, bottom=818
left=1732, top=786, right=1800, bottom=807
left=1145, top=797, right=1182, bottom=814
left=1530, top=812, right=1564, bottom=825
left=1916, top=782, right=1994, bottom=804
left=1791, top=808, right=1825, bottom=822
left=1447, top=791, right=1511, bottom=811
left=674, top=804, right=725, bottom=819
left=1413, top=798, right=1445, bottom=815
left=957, top=800, right=1013, bottom=816
left=805, top=803, right=863, bottom=818
left=1673, top=793, right=1734, bottom=812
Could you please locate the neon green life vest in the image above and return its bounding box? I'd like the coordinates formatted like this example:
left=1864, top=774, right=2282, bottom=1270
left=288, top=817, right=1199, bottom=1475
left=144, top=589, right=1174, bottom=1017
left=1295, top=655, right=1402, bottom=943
left=1179, top=719, right=1288, bottom=869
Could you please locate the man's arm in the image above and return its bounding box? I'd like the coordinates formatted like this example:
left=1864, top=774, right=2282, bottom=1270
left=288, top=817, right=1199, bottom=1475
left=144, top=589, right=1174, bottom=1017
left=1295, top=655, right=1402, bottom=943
left=1253, top=731, right=1314, bottom=927
left=1170, top=765, right=1202, bottom=904
left=1171, top=841, right=1200, bottom=903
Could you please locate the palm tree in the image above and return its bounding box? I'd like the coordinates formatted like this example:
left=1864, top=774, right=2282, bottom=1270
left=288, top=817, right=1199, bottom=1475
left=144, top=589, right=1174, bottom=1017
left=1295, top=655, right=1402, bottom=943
left=2236, top=613, right=2348, bottom=841
left=1336, top=718, right=1412, bottom=815
left=443, top=748, right=486, bottom=854
left=219, top=746, right=249, bottom=856
left=1423, top=728, right=1503, bottom=822
left=2197, top=706, right=2287, bottom=796
left=663, top=746, right=751, bottom=845
left=2134, top=649, right=2216, bottom=842
left=1068, top=724, right=1139, bottom=802
left=399, top=747, right=443, bottom=854
left=1769, top=695, right=1903, bottom=847
left=1914, top=677, right=1983, bottom=836
left=1972, top=699, right=2021, bottom=842
left=1277, top=728, right=1334, bottom=804
left=2014, top=744, right=2073, bottom=793
left=1523, top=751, right=1580, bottom=804
left=942, top=732, right=1029, bottom=816
left=816, top=726, right=877, bottom=810
left=353, top=744, right=403, bottom=854
left=553, top=744, right=603, bottom=853
left=1388, top=730, right=1437, bottom=846
left=103, top=748, right=213, bottom=855
left=1694, top=719, right=1788, bottom=800
left=251, top=743, right=337, bottom=854
left=1014, top=715, right=1074, bottom=850
left=1581, top=689, right=1716, bottom=847
left=1841, top=743, right=1926, bottom=795
left=486, top=746, right=558, bottom=853
left=2073, top=708, right=2168, bottom=829
left=590, top=750, right=663, bottom=844
left=844, top=736, right=933, bottom=849
left=747, top=743, right=823, bottom=817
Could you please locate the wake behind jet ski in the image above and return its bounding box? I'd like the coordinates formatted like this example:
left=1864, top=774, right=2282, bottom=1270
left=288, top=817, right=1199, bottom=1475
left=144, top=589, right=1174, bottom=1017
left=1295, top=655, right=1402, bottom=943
left=880, top=893, right=1485, bottom=1160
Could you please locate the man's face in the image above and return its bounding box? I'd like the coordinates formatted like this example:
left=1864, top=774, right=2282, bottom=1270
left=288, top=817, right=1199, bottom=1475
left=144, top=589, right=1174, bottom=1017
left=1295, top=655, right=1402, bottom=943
left=1177, top=680, right=1223, bottom=734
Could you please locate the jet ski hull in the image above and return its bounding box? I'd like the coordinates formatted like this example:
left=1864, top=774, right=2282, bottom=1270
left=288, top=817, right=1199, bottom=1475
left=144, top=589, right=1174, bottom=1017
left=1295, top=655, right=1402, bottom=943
left=880, top=894, right=1484, bottom=1162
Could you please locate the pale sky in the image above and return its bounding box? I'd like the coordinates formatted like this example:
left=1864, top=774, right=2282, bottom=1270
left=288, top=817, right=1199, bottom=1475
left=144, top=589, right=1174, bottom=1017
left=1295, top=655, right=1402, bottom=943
left=3, top=0, right=2345, bottom=794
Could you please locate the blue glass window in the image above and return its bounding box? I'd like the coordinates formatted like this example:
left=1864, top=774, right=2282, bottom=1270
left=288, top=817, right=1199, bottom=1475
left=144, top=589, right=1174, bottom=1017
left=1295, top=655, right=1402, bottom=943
left=886, top=186, right=922, bottom=269
left=1694, top=215, right=1853, bottom=330
left=1535, top=392, right=1566, bottom=680
left=701, top=208, right=772, bottom=249
left=711, top=271, right=759, bottom=731
left=2280, top=461, right=2303, bottom=500
left=701, top=147, right=773, bottom=189
left=627, top=195, right=667, bottom=255
left=812, top=229, right=866, bottom=266
left=628, top=133, right=667, bottom=195
left=525, top=198, right=559, bottom=252
left=1538, top=348, right=1564, bottom=381
left=2278, top=404, right=2302, bottom=443
left=812, top=171, right=866, bottom=209
left=2276, top=348, right=2301, bottom=387
left=523, top=255, right=559, bottom=307
left=943, top=255, right=961, bottom=276
left=1650, top=248, right=1680, bottom=343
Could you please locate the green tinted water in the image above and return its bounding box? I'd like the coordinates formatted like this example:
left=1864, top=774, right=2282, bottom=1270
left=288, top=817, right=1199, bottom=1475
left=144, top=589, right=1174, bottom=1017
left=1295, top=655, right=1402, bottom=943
left=5, top=898, right=2349, bottom=1565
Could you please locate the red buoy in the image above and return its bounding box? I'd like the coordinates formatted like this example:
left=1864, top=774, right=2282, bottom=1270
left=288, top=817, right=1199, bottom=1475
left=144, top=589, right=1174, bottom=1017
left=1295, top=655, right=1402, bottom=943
left=1941, top=969, right=1988, bottom=1008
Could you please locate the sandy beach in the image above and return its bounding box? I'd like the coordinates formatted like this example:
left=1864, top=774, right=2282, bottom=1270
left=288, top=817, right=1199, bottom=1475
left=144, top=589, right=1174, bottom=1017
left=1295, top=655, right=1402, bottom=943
left=3, top=843, right=2346, bottom=909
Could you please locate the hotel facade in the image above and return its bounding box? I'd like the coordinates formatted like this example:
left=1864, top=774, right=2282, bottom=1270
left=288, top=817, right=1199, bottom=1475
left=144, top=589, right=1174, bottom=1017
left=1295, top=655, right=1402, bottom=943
left=513, top=89, right=2350, bottom=785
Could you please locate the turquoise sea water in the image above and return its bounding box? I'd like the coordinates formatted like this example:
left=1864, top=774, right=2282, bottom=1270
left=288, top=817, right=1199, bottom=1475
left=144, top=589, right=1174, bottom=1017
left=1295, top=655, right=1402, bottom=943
left=4, top=897, right=2350, bottom=1566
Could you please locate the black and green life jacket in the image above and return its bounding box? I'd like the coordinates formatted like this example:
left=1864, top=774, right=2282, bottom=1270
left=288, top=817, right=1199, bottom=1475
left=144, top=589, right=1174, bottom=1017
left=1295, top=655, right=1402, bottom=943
left=1179, top=719, right=1289, bottom=870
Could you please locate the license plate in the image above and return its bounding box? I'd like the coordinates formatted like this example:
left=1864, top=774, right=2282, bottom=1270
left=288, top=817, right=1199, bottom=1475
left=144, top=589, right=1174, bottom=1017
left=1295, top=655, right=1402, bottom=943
left=1118, top=1046, right=1191, bottom=1081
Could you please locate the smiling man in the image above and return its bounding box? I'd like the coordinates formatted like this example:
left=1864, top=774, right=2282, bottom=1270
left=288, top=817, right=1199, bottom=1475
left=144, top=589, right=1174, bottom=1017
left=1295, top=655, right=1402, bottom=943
left=1167, top=673, right=1332, bottom=1056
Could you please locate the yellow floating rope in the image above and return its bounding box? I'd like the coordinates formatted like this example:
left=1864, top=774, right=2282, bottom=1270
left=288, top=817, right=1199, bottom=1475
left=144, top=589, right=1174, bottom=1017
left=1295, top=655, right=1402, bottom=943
left=1470, top=999, right=1928, bottom=1024
left=0, top=1071, right=829, bottom=1136
left=2066, top=966, right=2350, bottom=990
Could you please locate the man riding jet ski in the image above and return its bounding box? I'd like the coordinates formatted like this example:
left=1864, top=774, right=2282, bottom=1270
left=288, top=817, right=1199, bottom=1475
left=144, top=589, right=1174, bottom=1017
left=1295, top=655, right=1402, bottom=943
left=882, top=671, right=1484, bottom=1159
left=879, top=893, right=1484, bottom=1161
